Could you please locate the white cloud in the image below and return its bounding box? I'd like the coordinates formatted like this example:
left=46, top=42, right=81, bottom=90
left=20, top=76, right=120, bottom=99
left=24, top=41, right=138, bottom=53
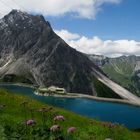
left=0, top=0, right=121, bottom=19
left=54, top=29, right=140, bottom=57
left=55, top=29, right=80, bottom=41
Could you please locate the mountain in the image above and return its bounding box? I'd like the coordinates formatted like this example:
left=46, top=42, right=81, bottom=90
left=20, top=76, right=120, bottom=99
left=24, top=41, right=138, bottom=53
left=88, top=54, right=140, bottom=96
left=0, top=10, right=140, bottom=104
left=0, top=10, right=98, bottom=95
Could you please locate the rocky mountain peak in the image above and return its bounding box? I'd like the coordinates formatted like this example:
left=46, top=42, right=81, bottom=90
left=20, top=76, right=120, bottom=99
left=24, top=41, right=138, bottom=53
left=8, top=9, right=28, bottom=17
left=3, top=10, right=31, bottom=24
left=0, top=9, right=51, bottom=30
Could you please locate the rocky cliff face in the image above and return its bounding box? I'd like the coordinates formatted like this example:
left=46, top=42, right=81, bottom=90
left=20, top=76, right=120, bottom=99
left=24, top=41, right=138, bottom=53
left=0, top=10, right=100, bottom=95
left=87, top=54, right=108, bottom=67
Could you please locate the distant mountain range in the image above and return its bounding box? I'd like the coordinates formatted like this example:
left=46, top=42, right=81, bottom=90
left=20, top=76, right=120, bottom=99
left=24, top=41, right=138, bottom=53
left=0, top=10, right=140, bottom=103
left=88, top=54, right=140, bottom=96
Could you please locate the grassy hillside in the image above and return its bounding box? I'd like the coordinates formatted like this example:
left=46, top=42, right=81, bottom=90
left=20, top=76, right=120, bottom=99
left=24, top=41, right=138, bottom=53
left=0, top=89, right=140, bottom=140
left=88, top=55, right=140, bottom=97
left=101, top=56, right=140, bottom=96
left=102, top=64, right=132, bottom=88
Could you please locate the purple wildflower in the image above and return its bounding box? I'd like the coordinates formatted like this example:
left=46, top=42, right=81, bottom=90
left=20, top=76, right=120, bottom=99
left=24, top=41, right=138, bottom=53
left=54, top=115, right=65, bottom=121
left=50, top=125, right=60, bottom=132
left=26, top=119, right=36, bottom=126
left=67, top=127, right=76, bottom=134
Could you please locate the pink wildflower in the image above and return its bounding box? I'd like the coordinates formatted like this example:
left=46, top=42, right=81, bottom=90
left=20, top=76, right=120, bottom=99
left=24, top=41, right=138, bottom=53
left=54, top=115, right=65, bottom=121
left=67, top=127, right=76, bottom=134
left=26, top=119, right=36, bottom=126
left=50, top=125, right=60, bottom=132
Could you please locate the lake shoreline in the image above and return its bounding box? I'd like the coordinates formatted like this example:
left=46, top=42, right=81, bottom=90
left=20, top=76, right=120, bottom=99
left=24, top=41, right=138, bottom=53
left=1, top=82, right=140, bottom=107
left=35, top=91, right=140, bottom=107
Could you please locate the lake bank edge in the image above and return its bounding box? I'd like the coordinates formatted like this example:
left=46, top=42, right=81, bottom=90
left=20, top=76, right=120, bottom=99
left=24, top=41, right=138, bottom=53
left=0, top=82, right=140, bottom=107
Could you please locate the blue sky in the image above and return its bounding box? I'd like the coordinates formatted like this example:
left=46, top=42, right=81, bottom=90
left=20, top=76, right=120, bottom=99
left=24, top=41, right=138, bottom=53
left=46, top=0, right=140, bottom=41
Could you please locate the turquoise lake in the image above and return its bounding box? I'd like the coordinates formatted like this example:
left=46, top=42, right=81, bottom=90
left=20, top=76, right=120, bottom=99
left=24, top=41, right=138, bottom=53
left=1, top=84, right=140, bottom=129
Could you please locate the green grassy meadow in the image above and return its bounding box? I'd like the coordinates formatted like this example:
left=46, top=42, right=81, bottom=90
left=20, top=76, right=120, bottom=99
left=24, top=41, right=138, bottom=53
left=0, top=89, right=140, bottom=140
